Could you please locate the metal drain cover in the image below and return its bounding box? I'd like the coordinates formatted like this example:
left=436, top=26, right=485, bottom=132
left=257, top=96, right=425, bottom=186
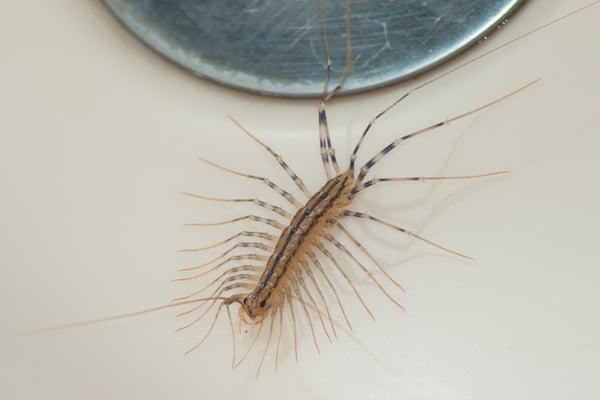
left=103, top=0, right=525, bottom=96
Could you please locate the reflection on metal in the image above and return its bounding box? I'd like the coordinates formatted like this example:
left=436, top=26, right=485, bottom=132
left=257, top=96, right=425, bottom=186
left=103, top=0, right=525, bottom=96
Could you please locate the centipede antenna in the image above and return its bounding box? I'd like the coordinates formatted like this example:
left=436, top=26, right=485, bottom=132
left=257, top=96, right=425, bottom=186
left=22, top=297, right=235, bottom=335
left=174, top=276, right=247, bottom=303
left=176, top=283, right=253, bottom=320
left=176, top=298, right=220, bottom=332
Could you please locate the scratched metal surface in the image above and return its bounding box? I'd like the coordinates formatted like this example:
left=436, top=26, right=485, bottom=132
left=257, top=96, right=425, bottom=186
left=103, top=0, right=525, bottom=96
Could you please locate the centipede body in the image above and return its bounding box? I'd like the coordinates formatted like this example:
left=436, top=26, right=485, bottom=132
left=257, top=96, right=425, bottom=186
left=172, top=7, right=535, bottom=365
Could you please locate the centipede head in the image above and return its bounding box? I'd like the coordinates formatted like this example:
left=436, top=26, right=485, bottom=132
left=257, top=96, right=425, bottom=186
left=239, top=290, right=272, bottom=324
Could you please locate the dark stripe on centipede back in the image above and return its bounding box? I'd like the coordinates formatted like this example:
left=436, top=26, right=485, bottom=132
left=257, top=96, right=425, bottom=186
left=318, top=109, right=327, bottom=124
left=244, top=172, right=353, bottom=317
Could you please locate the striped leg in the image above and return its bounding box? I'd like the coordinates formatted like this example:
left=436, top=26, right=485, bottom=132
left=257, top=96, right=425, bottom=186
left=183, top=192, right=293, bottom=219
left=185, top=214, right=286, bottom=231
left=316, top=242, right=375, bottom=320
left=325, top=234, right=404, bottom=311
left=178, top=242, right=272, bottom=272
left=178, top=230, right=276, bottom=253
left=198, top=157, right=303, bottom=208
left=229, top=116, right=312, bottom=199
left=343, top=210, right=472, bottom=259
left=353, top=80, right=539, bottom=185
left=317, top=4, right=351, bottom=178
left=351, top=171, right=509, bottom=195
left=307, top=251, right=352, bottom=330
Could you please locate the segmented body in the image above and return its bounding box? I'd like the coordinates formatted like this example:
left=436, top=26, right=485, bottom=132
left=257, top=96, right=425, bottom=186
left=243, top=171, right=353, bottom=321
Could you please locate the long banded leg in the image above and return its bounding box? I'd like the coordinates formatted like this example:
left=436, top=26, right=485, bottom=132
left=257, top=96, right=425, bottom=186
left=275, top=303, right=284, bottom=372
left=328, top=218, right=404, bottom=291
left=325, top=235, right=405, bottom=311
left=316, top=243, right=375, bottom=320
left=348, top=48, right=540, bottom=174
left=175, top=282, right=259, bottom=325
left=175, top=268, right=262, bottom=302
left=348, top=91, right=411, bottom=174
left=290, top=278, right=320, bottom=354
left=174, top=254, right=268, bottom=281
left=293, top=268, right=332, bottom=341
left=228, top=116, right=312, bottom=199
left=179, top=231, right=277, bottom=253
left=198, top=157, right=303, bottom=208
left=178, top=242, right=272, bottom=272
left=299, top=259, right=336, bottom=338
left=178, top=242, right=272, bottom=273
left=183, top=192, right=293, bottom=219
left=185, top=214, right=285, bottom=231
left=351, top=171, right=510, bottom=195
left=285, top=287, right=299, bottom=362
left=354, top=80, right=539, bottom=184
left=256, top=308, right=277, bottom=377
left=317, top=5, right=351, bottom=178
left=343, top=210, right=472, bottom=259
left=307, top=251, right=352, bottom=330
